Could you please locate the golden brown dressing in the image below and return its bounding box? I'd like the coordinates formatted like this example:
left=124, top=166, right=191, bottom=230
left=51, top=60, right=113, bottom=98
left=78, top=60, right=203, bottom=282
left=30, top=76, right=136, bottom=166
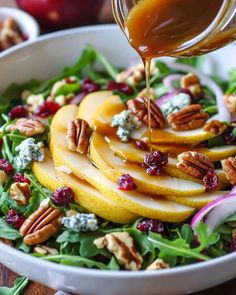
left=125, top=0, right=224, bottom=59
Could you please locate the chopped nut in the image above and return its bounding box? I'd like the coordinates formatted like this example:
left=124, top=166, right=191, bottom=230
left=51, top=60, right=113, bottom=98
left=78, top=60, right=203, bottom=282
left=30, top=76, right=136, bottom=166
left=224, top=94, right=236, bottom=115
left=20, top=204, right=63, bottom=246
left=203, top=120, right=225, bottom=135
left=0, top=238, right=14, bottom=247
left=146, top=258, right=170, bottom=271
left=9, top=118, right=46, bottom=137
left=222, top=157, right=236, bottom=186
left=181, top=73, right=204, bottom=98
left=0, top=170, right=8, bottom=186
left=10, top=182, right=31, bottom=205
left=127, top=97, right=165, bottom=129
left=177, top=151, right=214, bottom=179
left=94, top=232, right=143, bottom=270
left=138, top=88, right=155, bottom=100
left=66, top=118, right=92, bottom=154
left=167, top=104, right=209, bottom=131
left=33, top=245, right=58, bottom=255
left=116, top=62, right=157, bottom=86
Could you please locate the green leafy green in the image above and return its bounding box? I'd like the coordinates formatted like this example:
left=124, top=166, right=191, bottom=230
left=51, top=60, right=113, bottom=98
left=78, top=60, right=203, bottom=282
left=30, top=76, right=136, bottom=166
left=0, top=277, right=29, bottom=295
left=0, top=218, right=22, bottom=240
left=180, top=224, right=194, bottom=244
left=176, top=56, right=206, bottom=69
left=195, top=223, right=220, bottom=251
left=54, top=82, right=81, bottom=97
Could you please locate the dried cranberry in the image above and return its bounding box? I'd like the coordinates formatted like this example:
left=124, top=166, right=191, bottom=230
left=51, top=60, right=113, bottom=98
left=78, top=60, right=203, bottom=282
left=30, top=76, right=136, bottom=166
left=143, top=151, right=168, bottom=176
left=137, top=218, right=165, bottom=233
left=0, top=159, right=14, bottom=175
left=8, top=105, right=28, bottom=120
left=203, top=171, right=219, bottom=191
left=117, top=174, right=137, bottom=191
left=51, top=187, right=75, bottom=206
left=5, top=209, right=25, bottom=229
left=22, top=33, right=29, bottom=41
left=36, top=101, right=60, bottom=118
left=224, top=126, right=236, bottom=145
left=135, top=140, right=149, bottom=151
left=81, top=78, right=100, bottom=94
left=107, top=81, right=134, bottom=95
left=13, top=173, right=31, bottom=185
left=231, top=237, right=236, bottom=252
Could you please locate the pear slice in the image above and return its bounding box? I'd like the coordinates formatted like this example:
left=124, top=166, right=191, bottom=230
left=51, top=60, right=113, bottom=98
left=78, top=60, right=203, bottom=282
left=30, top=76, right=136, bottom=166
left=77, top=90, right=113, bottom=126
left=90, top=132, right=205, bottom=196
left=33, top=148, right=137, bottom=224
left=166, top=191, right=228, bottom=209
left=92, top=95, right=220, bottom=144
left=50, top=105, right=195, bottom=222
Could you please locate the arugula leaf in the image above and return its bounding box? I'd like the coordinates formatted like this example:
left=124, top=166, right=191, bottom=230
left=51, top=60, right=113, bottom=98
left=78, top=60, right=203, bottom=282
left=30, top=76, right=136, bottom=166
left=148, top=232, right=210, bottom=261
left=180, top=224, right=194, bottom=244
left=176, top=56, right=206, bottom=69
left=0, top=276, right=29, bottom=295
left=194, top=223, right=220, bottom=251
left=0, top=218, right=22, bottom=240
left=150, top=61, right=171, bottom=84
left=41, top=254, right=109, bottom=270
left=54, top=82, right=81, bottom=97
left=107, top=256, right=120, bottom=270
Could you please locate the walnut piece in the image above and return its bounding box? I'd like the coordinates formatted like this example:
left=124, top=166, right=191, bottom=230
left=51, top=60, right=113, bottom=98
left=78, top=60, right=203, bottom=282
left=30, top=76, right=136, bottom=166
left=10, top=182, right=31, bottom=205
left=177, top=151, right=214, bottom=179
left=167, top=104, right=209, bottom=131
left=9, top=118, right=46, bottom=136
left=0, top=170, right=8, bottom=186
left=94, top=232, right=143, bottom=270
left=222, top=157, right=236, bottom=186
left=224, top=94, right=236, bottom=115
left=20, top=204, right=63, bottom=246
left=146, top=258, right=170, bottom=271
left=181, top=73, right=204, bottom=98
left=33, top=245, right=59, bottom=256
left=203, top=120, right=225, bottom=135
left=66, top=118, right=92, bottom=154
left=127, top=97, right=165, bottom=129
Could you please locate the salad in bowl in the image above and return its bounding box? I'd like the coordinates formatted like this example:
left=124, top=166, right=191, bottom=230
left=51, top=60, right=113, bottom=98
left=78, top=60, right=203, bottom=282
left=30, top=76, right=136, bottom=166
left=0, top=43, right=236, bottom=278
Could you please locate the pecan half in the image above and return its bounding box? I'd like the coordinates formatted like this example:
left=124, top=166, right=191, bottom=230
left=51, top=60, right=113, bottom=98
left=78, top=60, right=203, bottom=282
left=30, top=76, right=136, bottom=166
left=167, top=104, right=209, bottom=131
left=10, top=182, right=31, bottom=205
left=222, top=157, right=236, bottom=186
left=9, top=118, right=46, bottom=136
left=66, top=118, right=92, bottom=154
left=181, top=73, right=204, bottom=98
left=127, top=97, right=165, bottom=129
left=177, top=151, right=214, bottom=178
left=94, top=232, right=143, bottom=270
left=203, top=120, right=225, bottom=135
left=20, top=204, right=63, bottom=246
left=224, top=94, right=236, bottom=115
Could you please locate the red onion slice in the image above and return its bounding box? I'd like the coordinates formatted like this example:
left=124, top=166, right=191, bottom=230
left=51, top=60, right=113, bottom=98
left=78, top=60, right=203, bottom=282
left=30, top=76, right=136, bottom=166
left=163, top=74, right=183, bottom=90
left=70, top=92, right=86, bottom=105
left=191, top=189, right=235, bottom=230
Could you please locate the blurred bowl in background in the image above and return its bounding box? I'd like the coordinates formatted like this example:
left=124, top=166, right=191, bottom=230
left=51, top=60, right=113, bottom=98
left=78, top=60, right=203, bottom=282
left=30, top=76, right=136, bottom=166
left=0, top=7, right=39, bottom=55
left=16, top=0, right=105, bottom=31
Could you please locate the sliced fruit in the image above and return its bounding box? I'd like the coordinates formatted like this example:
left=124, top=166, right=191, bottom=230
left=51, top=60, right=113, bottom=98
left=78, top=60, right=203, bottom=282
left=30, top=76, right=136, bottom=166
left=50, top=105, right=195, bottom=222
left=33, top=147, right=137, bottom=223
left=204, top=145, right=236, bottom=162
left=92, top=95, right=219, bottom=144
left=166, top=191, right=228, bottom=209
left=90, top=132, right=205, bottom=196
left=32, top=149, right=61, bottom=192
left=77, top=90, right=112, bottom=126
left=93, top=94, right=125, bottom=134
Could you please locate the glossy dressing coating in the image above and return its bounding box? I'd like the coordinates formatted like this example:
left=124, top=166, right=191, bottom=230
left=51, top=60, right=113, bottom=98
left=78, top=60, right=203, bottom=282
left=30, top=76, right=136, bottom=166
left=125, top=0, right=224, bottom=59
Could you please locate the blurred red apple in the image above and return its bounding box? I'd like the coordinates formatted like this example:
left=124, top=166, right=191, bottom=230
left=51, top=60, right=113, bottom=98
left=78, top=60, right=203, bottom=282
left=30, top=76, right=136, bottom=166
left=16, top=0, right=105, bottom=30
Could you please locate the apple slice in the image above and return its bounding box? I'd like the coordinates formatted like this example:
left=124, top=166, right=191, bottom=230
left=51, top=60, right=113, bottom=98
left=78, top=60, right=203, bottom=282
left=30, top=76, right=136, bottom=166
left=92, top=95, right=219, bottom=144
left=90, top=132, right=205, bottom=196
left=166, top=191, right=228, bottom=209
left=50, top=105, right=195, bottom=222
left=33, top=148, right=137, bottom=224
left=77, top=90, right=112, bottom=126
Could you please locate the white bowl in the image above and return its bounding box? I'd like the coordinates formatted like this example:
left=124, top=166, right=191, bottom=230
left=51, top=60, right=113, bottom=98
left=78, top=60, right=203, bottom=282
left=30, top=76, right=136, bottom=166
left=0, top=7, right=39, bottom=55
left=0, top=25, right=236, bottom=295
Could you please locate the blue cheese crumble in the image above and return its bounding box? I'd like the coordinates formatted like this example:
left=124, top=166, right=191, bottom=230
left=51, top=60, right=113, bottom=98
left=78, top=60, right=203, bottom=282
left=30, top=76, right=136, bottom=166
left=111, top=110, right=141, bottom=142
left=62, top=213, right=98, bottom=232
left=15, top=138, right=45, bottom=170
left=160, top=93, right=191, bottom=117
